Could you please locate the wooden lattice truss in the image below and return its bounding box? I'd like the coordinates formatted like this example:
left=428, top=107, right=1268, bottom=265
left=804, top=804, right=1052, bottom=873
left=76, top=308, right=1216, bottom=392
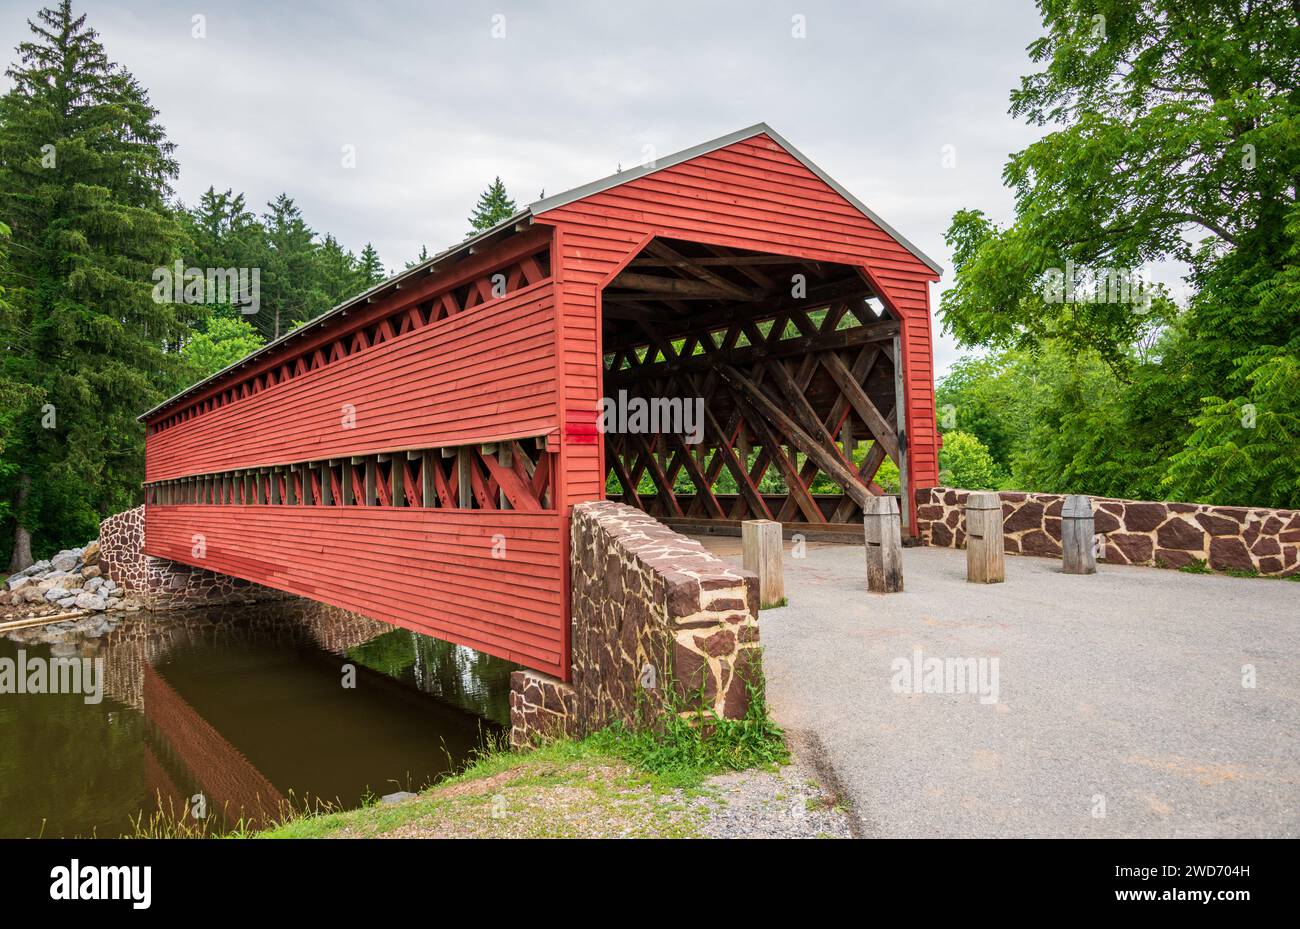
left=146, top=437, right=554, bottom=512
left=602, top=239, right=906, bottom=536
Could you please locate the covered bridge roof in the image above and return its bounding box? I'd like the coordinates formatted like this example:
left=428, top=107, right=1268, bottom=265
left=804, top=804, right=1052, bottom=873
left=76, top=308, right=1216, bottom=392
left=140, top=122, right=940, bottom=422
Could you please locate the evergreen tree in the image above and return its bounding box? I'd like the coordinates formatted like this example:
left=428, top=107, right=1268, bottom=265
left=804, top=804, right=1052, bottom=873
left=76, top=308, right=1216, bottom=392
left=467, top=176, right=517, bottom=234
left=0, top=0, right=189, bottom=569
left=405, top=244, right=429, bottom=269
left=259, top=193, right=329, bottom=340
left=356, top=242, right=384, bottom=287
left=313, top=233, right=361, bottom=308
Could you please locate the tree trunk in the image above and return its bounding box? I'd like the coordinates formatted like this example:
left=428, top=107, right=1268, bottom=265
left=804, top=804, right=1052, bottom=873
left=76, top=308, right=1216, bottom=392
left=7, top=472, right=34, bottom=573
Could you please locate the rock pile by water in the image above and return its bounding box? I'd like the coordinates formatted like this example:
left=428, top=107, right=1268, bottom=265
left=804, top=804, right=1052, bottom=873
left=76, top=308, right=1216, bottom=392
left=1, top=540, right=144, bottom=620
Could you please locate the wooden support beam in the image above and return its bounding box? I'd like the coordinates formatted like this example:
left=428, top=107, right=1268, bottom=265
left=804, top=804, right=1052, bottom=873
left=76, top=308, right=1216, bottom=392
left=456, top=448, right=473, bottom=508
left=643, top=240, right=757, bottom=301
left=606, top=271, right=765, bottom=301
left=390, top=454, right=404, bottom=507
left=606, top=317, right=898, bottom=385
left=498, top=444, right=512, bottom=509
left=421, top=450, right=435, bottom=507
left=319, top=462, right=333, bottom=506
left=718, top=364, right=870, bottom=508
left=820, top=351, right=900, bottom=463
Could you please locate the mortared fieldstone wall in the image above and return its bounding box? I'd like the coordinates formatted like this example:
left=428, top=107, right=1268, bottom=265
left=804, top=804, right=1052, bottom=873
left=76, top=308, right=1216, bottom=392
left=510, top=500, right=763, bottom=749
left=915, top=488, right=1300, bottom=576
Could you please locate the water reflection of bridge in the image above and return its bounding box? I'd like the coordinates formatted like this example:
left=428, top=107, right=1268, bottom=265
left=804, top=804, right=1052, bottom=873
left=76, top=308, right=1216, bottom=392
left=97, top=601, right=509, bottom=828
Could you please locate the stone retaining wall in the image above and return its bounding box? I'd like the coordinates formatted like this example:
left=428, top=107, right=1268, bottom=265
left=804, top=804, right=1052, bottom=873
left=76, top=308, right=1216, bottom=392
left=915, top=487, right=1300, bottom=576
left=100, top=506, right=294, bottom=608
left=510, top=500, right=763, bottom=749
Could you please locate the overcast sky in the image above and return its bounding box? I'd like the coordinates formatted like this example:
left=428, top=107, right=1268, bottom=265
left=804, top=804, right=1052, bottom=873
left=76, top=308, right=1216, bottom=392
left=1, top=0, right=1057, bottom=376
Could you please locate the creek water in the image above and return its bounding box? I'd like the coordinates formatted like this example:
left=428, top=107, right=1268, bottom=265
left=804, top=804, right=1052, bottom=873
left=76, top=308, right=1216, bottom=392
left=0, top=600, right=515, bottom=837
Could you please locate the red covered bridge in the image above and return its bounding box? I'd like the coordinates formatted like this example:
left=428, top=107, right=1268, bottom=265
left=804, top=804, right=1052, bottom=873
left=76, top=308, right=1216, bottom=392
left=140, top=124, right=942, bottom=680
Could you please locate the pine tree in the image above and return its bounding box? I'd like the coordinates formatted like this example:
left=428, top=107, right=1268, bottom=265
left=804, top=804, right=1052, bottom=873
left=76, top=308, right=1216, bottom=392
left=313, top=234, right=359, bottom=308
left=0, top=0, right=189, bottom=569
left=357, top=242, right=385, bottom=287
left=259, top=194, right=329, bottom=340
left=467, top=177, right=517, bottom=235
left=405, top=244, right=429, bottom=269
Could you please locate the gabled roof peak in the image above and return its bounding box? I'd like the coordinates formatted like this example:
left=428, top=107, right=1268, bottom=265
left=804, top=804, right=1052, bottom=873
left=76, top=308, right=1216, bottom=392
left=530, top=122, right=942, bottom=277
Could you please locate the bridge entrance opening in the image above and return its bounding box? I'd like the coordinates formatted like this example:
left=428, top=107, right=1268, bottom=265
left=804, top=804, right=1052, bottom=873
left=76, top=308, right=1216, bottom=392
left=599, top=236, right=911, bottom=541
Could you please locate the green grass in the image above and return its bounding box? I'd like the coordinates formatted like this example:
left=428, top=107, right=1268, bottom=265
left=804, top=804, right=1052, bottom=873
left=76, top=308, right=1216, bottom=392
left=1176, top=557, right=1298, bottom=580
left=258, top=735, right=716, bottom=839
left=586, top=676, right=789, bottom=789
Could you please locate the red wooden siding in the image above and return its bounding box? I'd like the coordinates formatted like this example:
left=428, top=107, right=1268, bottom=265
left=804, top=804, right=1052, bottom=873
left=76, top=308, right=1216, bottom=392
left=537, top=132, right=940, bottom=524
left=147, top=280, right=557, bottom=482
left=144, top=506, right=565, bottom=677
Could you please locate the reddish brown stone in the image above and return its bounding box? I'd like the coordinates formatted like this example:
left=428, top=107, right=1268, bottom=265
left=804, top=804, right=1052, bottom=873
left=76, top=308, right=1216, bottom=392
left=1004, top=501, right=1045, bottom=533
left=737, top=625, right=760, bottom=643
left=1155, top=517, right=1205, bottom=551
left=1045, top=498, right=1063, bottom=517
left=1093, top=510, right=1122, bottom=533
left=931, top=522, right=953, bottom=547
left=1251, top=536, right=1281, bottom=557
left=1004, top=536, right=1021, bottom=554
left=672, top=641, right=717, bottom=701
left=1280, top=530, right=1300, bottom=543
left=1154, top=549, right=1198, bottom=569
left=1124, top=502, right=1167, bottom=532
left=1044, top=517, right=1062, bottom=541
left=1021, top=529, right=1060, bottom=556
left=665, top=576, right=701, bottom=618
left=1109, top=533, right=1154, bottom=564
left=1208, top=537, right=1254, bottom=572
left=1214, top=507, right=1249, bottom=524
left=1196, top=512, right=1240, bottom=536
left=1258, top=557, right=1283, bottom=574
left=1261, top=516, right=1283, bottom=536
left=918, top=504, right=945, bottom=520
left=693, top=629, right=736, bottom=657
left=1099, top=501, right=1125, bottom=516
left=1168, top=503, right=1197, bottom=514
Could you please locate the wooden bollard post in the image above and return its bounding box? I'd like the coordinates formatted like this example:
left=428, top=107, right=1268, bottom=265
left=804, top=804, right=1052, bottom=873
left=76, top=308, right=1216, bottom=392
left=863, top=495, right=904, bottom=592
left=742, top=519, right=785, bottom=608
left=1061, top=494, right=1097, bottom=575
left=965, top=491, right=1005, bottom=584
